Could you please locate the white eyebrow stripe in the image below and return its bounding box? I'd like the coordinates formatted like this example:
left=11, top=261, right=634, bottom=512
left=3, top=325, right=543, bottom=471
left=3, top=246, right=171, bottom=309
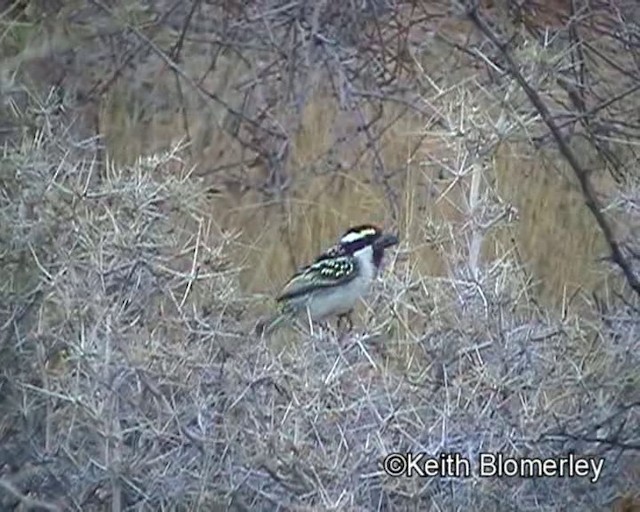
left=340, top=229, right=377, bottom=244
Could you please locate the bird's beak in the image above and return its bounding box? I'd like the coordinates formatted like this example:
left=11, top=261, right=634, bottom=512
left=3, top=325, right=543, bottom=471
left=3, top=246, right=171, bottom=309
left=375, top=233, right=399, bottom=249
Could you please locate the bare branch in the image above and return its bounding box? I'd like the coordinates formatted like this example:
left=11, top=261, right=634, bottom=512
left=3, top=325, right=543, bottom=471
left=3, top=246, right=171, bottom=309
left=465, top=2, right=640, bottom=298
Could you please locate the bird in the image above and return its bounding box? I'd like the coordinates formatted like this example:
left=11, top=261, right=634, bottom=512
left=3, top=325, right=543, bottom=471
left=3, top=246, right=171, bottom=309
left=256, top=224, right=399, bottom=336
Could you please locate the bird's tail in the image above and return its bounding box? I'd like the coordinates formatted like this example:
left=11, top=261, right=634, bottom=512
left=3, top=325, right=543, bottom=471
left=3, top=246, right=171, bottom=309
left=254, top=312, right=289, bottom=337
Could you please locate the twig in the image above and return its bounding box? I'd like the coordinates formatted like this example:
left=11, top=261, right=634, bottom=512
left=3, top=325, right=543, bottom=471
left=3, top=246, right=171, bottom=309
left=0, top=478, right=62, bottom=512
left=466, top=4, right=640, bottom=298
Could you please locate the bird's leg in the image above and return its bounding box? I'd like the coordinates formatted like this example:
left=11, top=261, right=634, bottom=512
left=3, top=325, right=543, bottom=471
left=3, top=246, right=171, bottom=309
left=337, top=311, right=354, bottom=331
left=305, top=308, right=331, bottom=337
left=336, top=311, right=354, bottom=342
left=319, top=320, right=332, bottom=337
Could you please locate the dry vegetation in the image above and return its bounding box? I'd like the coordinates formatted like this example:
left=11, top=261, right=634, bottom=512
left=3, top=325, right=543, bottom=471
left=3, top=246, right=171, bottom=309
left=1, top=0, right=639, bottom=510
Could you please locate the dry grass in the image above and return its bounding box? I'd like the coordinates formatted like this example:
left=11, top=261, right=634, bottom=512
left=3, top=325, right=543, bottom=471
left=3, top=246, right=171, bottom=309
left=3, top=1, right=616, bottom=312
left=1, top=1, right=640, bottom=510
left=0, top=82, right=638, bottom=511
left=97, top=89, right=613, bottom=310
left=28, top=2, right=604, bottom=311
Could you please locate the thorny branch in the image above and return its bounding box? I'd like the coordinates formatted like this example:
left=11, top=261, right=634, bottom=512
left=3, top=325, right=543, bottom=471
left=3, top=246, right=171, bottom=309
left=0, top=478, right=62, bottom=512
left=465, top=2, right=640, bottom=298
left=1, top=1, right=639, bottom=510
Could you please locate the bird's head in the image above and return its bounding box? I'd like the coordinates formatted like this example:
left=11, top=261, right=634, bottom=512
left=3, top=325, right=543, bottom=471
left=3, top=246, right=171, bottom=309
left=338, top=224, right=399, bottom=268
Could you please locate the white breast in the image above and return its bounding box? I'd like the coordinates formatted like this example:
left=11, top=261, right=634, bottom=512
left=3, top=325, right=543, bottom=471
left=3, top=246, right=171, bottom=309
left=304, top=245, right=377, bottom=320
